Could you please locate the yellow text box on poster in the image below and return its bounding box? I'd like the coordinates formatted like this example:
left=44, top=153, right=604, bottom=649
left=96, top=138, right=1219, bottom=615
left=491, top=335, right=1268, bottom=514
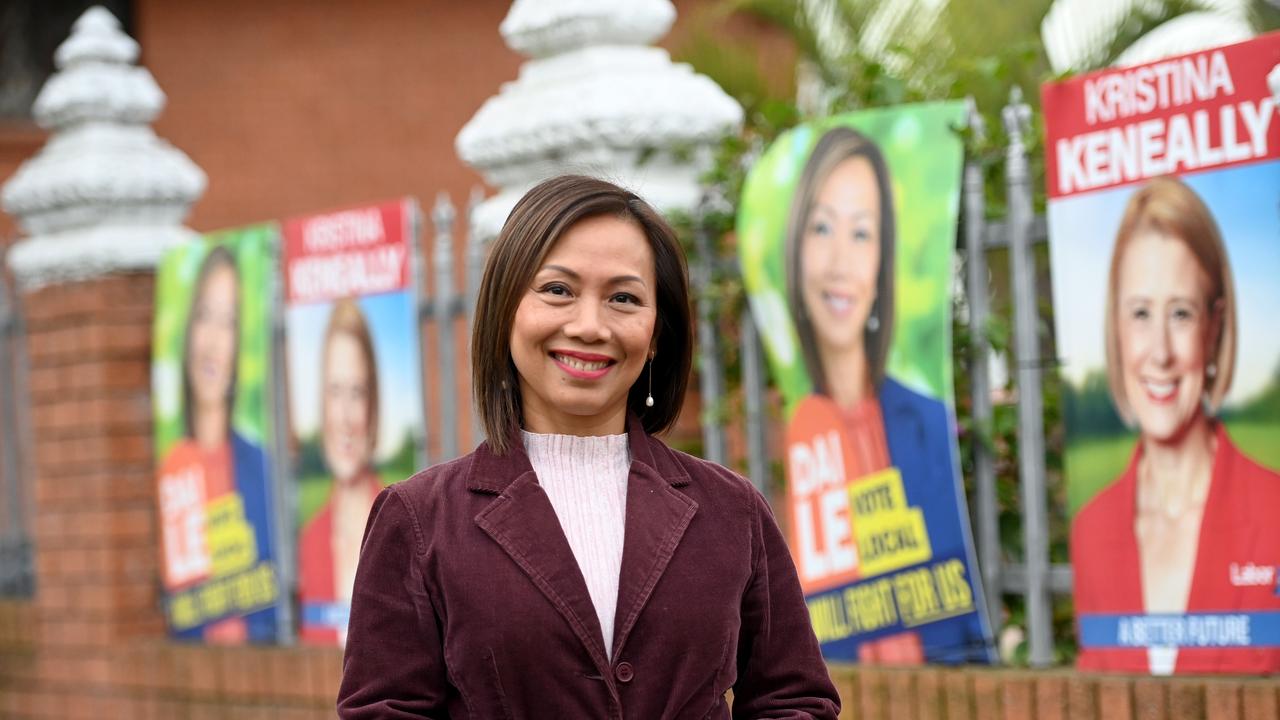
left=847, top=468, right=932, bottom=578
left=805, top=558, right=976, bottom=642
left=206, top=494, right=258, bottom=578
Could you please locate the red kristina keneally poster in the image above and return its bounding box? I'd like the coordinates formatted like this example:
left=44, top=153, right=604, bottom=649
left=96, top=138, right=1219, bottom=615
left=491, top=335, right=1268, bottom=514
left=283, top=199, right=425, bottom=645
left=1043, top=33, right=1280, bottom=674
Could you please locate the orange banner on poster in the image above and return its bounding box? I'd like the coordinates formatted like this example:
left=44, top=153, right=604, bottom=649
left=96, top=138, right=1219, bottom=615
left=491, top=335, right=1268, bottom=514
left=787, top=395, right=934, bottom=594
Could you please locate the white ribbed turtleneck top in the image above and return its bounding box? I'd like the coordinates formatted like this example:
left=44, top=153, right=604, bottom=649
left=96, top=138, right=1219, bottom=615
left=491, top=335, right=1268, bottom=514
left=521, top=430, right=630, bottom=659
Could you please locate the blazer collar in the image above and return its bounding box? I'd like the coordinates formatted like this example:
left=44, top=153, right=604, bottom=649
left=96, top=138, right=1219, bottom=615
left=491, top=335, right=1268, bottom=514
left=470, top=410, right=698, bottom=671
left=465, top=411, right=691, bottom=494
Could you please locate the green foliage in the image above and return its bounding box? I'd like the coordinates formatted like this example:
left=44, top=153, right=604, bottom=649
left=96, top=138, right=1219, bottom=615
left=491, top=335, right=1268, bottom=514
left=1064, top=432, right=1136, bottom=515
left=1070, top=0, right=1212, bottom=73
left=295, top=433, right=328, bottom=482
left=1226, top=358, right=1280, bottom=423
left=1249, top=0, right=1280, bottom=31
left=1061, top=370, right=1126, bottom=441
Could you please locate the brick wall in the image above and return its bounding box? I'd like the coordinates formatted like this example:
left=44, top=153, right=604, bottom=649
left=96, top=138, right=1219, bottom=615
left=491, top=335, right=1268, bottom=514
left=826, top=665, right=1280, bottom=720
left=0, top=273, right=347, bottom=718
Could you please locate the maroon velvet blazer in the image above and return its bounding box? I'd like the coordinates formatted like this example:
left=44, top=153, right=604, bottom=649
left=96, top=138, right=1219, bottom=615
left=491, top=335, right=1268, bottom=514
left=337, top=417, right=840, bottom=719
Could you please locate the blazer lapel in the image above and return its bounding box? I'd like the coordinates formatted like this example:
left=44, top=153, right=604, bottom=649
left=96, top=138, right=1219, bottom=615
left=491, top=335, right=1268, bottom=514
left=471, top=450, right=611, bottom=670
left=467, top=420, right=699, bottom=667
left=611, top=421, right=698, bottom=660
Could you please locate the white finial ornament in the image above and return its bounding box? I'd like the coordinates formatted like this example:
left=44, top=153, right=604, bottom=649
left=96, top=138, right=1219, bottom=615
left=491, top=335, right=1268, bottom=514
left=1, top=6, right=205, bottom=288
left=457, top=0, right=743, bottom=240
left=501, top=0, right=675, bottom=58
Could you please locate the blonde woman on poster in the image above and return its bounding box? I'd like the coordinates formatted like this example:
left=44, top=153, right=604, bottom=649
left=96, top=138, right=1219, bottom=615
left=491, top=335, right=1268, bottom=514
left=784, top=126, right=965, bottom=663
left=1072, top=177, right=1280, bottom=674
left=300, top=299, right=383, bottom=645
left=157, top=245, right=278, bottom=643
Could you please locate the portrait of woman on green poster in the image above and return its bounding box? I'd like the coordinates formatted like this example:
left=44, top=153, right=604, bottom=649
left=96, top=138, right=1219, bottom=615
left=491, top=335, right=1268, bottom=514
left=153, top=230, right=281, bottom=643
left=738, top=104, right=993, bottom=665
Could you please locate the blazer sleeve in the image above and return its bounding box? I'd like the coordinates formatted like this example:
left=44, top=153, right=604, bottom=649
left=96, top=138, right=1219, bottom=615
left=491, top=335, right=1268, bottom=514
left=337, top=485, right=448, bottom=718
left=732, top=490, right=841, bottom=720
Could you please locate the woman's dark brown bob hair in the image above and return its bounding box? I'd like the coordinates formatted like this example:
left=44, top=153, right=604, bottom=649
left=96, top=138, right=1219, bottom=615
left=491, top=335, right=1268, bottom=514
left=784, top=126, right=895, bottom=394
left=471, top=175, right=693, bottom=454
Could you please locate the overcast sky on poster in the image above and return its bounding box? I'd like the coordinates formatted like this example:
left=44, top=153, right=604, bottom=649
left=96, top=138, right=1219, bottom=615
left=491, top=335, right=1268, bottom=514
left=1048, top=159, right=1280, bottom=407
left=286, top=291, right=424, bottom=460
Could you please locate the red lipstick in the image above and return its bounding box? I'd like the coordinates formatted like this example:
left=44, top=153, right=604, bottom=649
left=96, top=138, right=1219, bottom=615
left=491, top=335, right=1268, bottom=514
left=549, top=349, right=616, bottom=380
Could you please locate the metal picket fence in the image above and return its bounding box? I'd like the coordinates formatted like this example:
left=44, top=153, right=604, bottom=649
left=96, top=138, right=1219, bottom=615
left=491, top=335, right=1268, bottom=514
left=0, top=262, right=33, bottom=598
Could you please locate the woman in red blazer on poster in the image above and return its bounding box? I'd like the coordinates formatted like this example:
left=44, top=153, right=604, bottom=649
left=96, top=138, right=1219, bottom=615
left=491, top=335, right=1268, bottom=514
left=299, top=299, right=385, bottom=644
left=337, top=176, right=840, bottom=718
left=1072, top=177, right=1280, bottom=674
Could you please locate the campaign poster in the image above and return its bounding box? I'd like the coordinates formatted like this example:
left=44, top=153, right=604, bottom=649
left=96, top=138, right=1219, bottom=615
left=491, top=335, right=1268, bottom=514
left=283, top=199, right=424, bottom=645
left=737, top=102, right=995, bottom=663
left=152, top=226, right=283, bottom=642
left=1045, top=33, right=1280, bottom=674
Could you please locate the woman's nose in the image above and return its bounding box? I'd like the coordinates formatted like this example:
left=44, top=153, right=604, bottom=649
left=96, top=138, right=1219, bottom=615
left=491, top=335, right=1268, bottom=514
left=826, top=237, right=856, bottom=274
left=1151, top=320, right=1172, bottom=366
left=342, top=404, right=362, bottom=429
left=564, top=301, right=610, bottom=342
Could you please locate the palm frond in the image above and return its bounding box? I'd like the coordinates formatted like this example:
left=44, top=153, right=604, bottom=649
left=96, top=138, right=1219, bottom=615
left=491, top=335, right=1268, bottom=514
left=1247, top=0, right=1280, bottom=32
left=1076, top=0, right=1211, bottom=71
left=670, top=24, right=795, bottom=119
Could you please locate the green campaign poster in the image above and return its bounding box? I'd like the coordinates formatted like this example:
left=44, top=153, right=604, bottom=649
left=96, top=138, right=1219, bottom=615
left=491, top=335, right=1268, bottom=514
left=738, top=102, right=994, bottom=663
left=152, top=226, right=282, bottom=642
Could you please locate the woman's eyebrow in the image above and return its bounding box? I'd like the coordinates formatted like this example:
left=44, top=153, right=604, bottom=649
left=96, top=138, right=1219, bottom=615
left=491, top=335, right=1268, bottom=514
left=539, top=264, right=579, bottom=279
left=811, top=203, right=874, bottom=221
left=610, top=275, right=647, bottom=287
left=1123, top=294, right=1201, bottom=304
left=539, top=264, right=647, bottom=286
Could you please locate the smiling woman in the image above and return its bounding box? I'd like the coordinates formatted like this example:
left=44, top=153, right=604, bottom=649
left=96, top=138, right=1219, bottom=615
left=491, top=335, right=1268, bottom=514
left=1072, top=176, right=1280, bottom=675
left=299, top=299, right=383, bottom=645
left=508, top=214, right=658, bottom=437
left=469, top=176, right=694, bottom=453
left=337, top=176, right=840, bottom=719
left=780, top=125, right=963, bottom=664
left=156, top=244, right=278, bottom=645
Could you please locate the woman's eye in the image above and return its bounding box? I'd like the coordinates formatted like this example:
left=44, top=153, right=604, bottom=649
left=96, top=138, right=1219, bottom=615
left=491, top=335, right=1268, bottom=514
left=1172, top=306, right=1195, bottom=322
left=540, top=283, right=571, bottom=297
left=852, top=228, right=872, bottom=242
left=1130, top=307, right=1149, bottom=321
left=809, top=220, right=831, bottom=236
left=610, top=293, right=639, bottom=305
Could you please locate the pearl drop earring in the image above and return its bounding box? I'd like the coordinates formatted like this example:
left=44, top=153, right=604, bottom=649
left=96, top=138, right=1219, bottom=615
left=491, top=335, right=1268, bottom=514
left=645, top=356, right=655, bottom=408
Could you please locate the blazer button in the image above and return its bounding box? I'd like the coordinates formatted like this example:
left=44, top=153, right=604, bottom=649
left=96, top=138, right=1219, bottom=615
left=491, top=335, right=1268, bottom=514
left=614, top=661, right=634, bottom=683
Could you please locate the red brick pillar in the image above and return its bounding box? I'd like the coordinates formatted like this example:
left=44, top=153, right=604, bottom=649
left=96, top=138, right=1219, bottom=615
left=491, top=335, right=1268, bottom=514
left=0, top=7, right=206, bottom=714
left=23, top=274, right=165, bottom=711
